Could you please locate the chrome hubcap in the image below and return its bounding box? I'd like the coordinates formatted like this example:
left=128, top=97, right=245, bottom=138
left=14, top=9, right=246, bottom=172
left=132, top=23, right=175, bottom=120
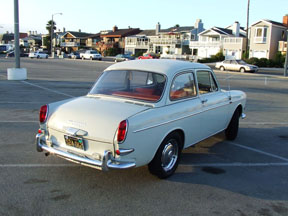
left=161, top=140, right=178, bottom=172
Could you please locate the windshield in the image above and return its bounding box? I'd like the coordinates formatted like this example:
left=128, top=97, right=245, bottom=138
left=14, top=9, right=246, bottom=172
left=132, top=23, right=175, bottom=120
left=89, top=70, right=166, bottom=102
left=236, top=60, right=247, bottom=64
left=90, top=51, right=98, bottom=54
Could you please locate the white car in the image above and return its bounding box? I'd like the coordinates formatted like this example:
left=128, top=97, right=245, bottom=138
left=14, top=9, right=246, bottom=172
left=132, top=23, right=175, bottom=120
left=36, top=60, right=246, bottom=178
left=80, top=50, right=102, bottom=60
left=215, top=60, right=258, bottom=73
left=29, top=51, right=48, bottom=59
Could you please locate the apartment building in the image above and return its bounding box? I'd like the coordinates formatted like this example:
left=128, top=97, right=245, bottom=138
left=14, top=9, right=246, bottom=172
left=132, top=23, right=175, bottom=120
left=189, top=22, right=247, bottom=60
left=249, top=15, right=288, bottom=59
left=125, top=19, right=204, bottom=56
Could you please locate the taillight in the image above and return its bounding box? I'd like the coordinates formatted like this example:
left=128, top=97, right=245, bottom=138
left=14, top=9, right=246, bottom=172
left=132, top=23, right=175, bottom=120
left=117, top=120, right=127, bottom=143
left=39, top=105, right=48, bottom=123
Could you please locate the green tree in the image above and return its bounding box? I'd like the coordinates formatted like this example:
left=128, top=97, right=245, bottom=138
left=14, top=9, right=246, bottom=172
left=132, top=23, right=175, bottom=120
left=46, top=20, right=56, bottom=53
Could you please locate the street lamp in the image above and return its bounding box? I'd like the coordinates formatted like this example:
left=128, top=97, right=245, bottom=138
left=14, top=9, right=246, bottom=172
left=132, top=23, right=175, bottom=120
left=51, top=12, right=62, bottom=58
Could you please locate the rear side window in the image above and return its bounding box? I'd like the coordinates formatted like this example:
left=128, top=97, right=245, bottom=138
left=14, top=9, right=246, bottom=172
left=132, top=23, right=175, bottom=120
left=197, top=71, right=218, bottom=94
left=170, top=72, right=196, bottom=100
left=89, top=70, right=166, bottom=102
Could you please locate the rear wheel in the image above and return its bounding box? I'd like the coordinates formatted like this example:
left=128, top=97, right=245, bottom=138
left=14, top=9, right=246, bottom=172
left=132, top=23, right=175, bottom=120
left=82, top=56, right=84, bottom=60
left=220, top=66, right=225, bottom=71
left=225, top=109, right=240, bottom=140
left=148, top=132, right=182, bottom=179
left=37, top=55, right=40, bottom=59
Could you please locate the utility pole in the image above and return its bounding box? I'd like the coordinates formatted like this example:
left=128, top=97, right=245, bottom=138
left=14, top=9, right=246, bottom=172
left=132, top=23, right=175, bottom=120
left=246, top=0, right=250, bottom=57
left=284, top=30, right=288, bottom=77
left=7, top=0, right=27, bottom=80
left=14, top=0, right=20, bottom=68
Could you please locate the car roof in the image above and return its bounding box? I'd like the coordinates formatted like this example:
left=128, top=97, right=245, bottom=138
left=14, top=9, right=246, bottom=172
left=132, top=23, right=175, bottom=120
left=105, top=59, right=211, bottom=76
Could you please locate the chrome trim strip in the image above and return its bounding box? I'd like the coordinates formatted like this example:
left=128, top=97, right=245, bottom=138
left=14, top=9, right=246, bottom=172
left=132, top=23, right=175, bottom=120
left=133, top=102, right=231, bottom=133
left=118, top=148, right=134, bottom=155
left=36, top=134, right=135, bottom=170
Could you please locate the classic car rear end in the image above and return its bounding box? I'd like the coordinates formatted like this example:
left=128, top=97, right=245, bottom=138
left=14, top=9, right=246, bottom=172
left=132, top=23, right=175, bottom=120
left=36, top=59, right=246, bottom=178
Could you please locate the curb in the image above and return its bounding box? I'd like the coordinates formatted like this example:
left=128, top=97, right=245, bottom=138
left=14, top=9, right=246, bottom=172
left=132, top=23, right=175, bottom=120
left=214, top=69, right=288, bottom=79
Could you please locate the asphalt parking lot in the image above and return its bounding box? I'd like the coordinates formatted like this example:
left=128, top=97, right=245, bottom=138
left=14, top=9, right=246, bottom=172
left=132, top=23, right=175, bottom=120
left=1, top=57, right=288, bottom=216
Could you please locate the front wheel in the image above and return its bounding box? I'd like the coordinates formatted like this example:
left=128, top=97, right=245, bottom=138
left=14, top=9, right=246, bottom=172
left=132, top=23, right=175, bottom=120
left=148, top=132, right=182, bottom=179
left=220, top=66, right=225, bottom=71
left=225, top=109, right=240, bottom=140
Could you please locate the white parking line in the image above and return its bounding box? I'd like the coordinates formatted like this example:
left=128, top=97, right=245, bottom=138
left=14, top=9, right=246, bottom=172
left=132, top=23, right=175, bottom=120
left=240, top=122, right=288, bottom=125
left=0, top=164, right=78, bottom=168
left=21, top=81, right=74, bottom=98
left=214, top=138, right=288, bottom=162
left=1, top=162, right=288, bottom=168
left=179, top=162, right=288, bottom=167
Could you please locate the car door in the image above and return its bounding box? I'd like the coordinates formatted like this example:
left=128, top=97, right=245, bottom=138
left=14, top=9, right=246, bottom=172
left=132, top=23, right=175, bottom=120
left=196, top=70, right=230, bottom=137
left=168, top=71, right=204, bottom=147
left=230, top=60, right=239, bottom=71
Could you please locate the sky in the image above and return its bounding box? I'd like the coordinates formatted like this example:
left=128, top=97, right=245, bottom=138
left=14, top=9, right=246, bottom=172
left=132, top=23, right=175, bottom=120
left=0, top=0, right=287, bottom=35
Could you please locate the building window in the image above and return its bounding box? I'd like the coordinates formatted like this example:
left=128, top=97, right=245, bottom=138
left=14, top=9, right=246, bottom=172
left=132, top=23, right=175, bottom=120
left=254, top=27, right=267, bottom=43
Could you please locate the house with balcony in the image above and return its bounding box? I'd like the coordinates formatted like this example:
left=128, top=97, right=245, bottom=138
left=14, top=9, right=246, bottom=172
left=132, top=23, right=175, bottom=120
left=189, top=22, right=247, bottom=60
left=125, top=19, right=204, bottom=57
left=60, top=30, right=93, bottom=52
left=95, top=26, right=141, bottom=54
left=249, top=15, right=288, bottom=59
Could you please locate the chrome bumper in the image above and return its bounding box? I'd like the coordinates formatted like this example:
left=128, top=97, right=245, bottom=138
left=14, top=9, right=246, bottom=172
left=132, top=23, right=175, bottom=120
left=36, top=133, right=136, bottom=171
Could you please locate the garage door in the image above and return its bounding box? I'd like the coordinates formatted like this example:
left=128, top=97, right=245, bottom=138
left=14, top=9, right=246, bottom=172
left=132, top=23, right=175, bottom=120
left=252, top=51, right=267, bottom=58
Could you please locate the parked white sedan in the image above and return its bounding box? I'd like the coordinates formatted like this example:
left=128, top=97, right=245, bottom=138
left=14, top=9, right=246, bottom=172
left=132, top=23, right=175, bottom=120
left=36, top=60, right=246, bottom=178
left=29, top=51, right=49, bottom=59
left=215, top=60, right=258, bottom=73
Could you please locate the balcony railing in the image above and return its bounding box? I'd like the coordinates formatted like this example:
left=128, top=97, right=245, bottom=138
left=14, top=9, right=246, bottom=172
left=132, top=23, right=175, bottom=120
left=254, top=37, right=267, bottom=44
left=189, top=41, right=221, bottom=48
left=60, top=42, right=80, bottom=47
left=223, top=37, right=243, bottom=44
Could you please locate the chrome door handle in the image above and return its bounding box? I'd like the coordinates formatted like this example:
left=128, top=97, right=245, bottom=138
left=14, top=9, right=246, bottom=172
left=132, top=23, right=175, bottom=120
left=201, top=99, right=208, bottom=104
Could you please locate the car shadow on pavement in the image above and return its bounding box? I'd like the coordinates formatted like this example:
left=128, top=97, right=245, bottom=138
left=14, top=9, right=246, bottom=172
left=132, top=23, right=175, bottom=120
left=168, top=126, right=288, bottom=201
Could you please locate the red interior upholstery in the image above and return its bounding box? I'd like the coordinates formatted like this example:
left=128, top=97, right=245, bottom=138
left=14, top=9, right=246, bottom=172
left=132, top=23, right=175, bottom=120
left=170, top=90, right=187, bottom=100
left=112, top=91, right=160, bottom=101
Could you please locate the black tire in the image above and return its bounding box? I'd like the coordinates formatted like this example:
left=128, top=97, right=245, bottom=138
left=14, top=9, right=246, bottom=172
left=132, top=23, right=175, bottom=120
left=240, top=67, right=246, bottom=73
left=220, top=66, right=225, bottom=71
left=82, top=56, right=84, bottom=60
left=148, top=132, right=183, bottom=179
left=225, top=109, right=240, bottom=140
left=37, top=55, right=40, bottom=59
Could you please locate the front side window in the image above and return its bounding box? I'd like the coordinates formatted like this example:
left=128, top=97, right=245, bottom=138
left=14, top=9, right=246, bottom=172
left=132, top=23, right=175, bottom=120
left=89, top=70, right=166, bottom=102
left=197, top=71, right=218, bottom=94
left=170, top=73, right=196, bottom=100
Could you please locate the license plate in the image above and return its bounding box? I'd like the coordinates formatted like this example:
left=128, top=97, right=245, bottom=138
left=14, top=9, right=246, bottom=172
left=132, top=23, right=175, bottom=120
left=64, top=135, right=85, bottom=150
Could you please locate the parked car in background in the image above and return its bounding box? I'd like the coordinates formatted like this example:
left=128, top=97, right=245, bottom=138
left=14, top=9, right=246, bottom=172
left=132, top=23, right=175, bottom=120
left=68, top=52, right=80, bottom=59
left=80, top=50, right=102, bottom=60
left=36, top=60, right=246, bottom=179
left=215, top=60, right=258, bottom=73
left=114, top=54, right=135, bottom=62
left=29, top=51, right=49, bottom=59
left=138, top=53, right=159, bottom=60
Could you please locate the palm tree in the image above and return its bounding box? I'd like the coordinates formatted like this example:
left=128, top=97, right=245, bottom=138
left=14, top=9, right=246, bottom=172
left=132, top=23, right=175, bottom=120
left=45, top=20, right=56, bottom=53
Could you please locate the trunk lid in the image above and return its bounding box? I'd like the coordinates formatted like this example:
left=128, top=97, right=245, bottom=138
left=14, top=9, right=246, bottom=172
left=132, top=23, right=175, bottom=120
left=48, top=96, right=150, bottom=143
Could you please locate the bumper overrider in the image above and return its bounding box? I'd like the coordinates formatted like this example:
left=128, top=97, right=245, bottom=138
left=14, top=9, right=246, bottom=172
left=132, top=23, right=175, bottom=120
left=36, top=133, right=136, bottom=171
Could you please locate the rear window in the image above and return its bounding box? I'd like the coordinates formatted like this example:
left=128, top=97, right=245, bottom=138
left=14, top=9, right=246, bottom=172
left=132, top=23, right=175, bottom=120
left=89, top=70, right=166, bottom=102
